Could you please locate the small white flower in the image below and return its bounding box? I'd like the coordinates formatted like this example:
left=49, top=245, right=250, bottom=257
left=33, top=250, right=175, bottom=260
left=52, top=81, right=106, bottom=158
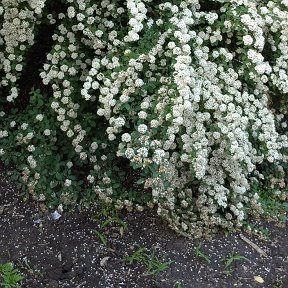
left=114, top=117, right=125, bottom=128
left=66, top=161, right=73, bottom=169
left=66, top=130, right=74, bottom=138
left=121, top=133, right=131, bottom=142
left=21, top=123, right=28, bottom=130
left=135, top=79, right=144, bottom=87
left=140, top=102, right=149, bottom=109
left=87, top=175, right=95, bottom=183
left=27, top=145, right=35, bottom=152
left=150, top=120, right=159, bottom=128
left=138, top=111, right=147, bottom=119
left=64, top=179, right=72, bottom=187
left=243, top=35, right=253, bottom=46
left=44, top=129, right=51, bottom=136
left=125, top=148, right=135, bottom=159
left=137, top=124, right=147, bottom=134
left=91, top=142, right=98, bottom=150
left=36, top=114, right=44, bottom=121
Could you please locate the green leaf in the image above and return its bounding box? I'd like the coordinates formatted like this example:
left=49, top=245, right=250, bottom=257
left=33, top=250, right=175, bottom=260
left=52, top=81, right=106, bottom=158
left=93, top=230, right=107, bottom=246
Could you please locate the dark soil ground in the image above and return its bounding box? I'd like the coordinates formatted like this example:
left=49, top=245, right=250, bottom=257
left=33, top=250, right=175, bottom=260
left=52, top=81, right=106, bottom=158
left=0, top=165, right=287, bottom=288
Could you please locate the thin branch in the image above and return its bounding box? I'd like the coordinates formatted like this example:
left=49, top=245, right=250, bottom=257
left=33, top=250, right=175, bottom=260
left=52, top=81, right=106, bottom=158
left=239, top=234, right=268, bottom=257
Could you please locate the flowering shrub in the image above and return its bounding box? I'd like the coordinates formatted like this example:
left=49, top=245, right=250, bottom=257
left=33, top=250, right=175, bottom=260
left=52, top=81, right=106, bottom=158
left=0, top=0, right=287, bottom=237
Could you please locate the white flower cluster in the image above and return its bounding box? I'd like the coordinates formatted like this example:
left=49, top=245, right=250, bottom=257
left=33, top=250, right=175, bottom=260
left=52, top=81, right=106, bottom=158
left=125, top=0, right=147, bottom=42
left=0, top=0, right=287, bottom=238
left=0, top=0, right=46, bottom=101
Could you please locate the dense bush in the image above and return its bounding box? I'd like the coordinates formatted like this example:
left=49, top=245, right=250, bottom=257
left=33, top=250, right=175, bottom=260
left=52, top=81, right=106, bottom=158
left=0, top=0, right=287, bottom=237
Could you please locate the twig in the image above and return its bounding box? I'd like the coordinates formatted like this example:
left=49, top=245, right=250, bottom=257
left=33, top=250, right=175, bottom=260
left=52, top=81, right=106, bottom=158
left=2, top=203, right=13, bottom=207
left=239, top=234, right=268, bottom=257
left=76, top=281, right=87, bottom=288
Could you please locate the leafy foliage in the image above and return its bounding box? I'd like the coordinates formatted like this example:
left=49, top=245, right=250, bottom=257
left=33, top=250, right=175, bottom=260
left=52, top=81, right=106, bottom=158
left=0, top=263, right=24, bottom=288
left=124, top=246, right=172, bottom=277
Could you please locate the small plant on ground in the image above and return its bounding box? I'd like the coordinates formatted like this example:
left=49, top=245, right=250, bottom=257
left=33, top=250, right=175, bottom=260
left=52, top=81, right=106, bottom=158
left=92, top=230, right=108, bottom=246
left=0, top=262, right=24, bottom=288
left=194, top=243, right=210, bottom=263
left=124, top=246, right=147, bottom=265
left=173, top=282, right=184, bottom=288
left=91, top=202, right=128, bottom=245
left=221, top=253, right=249, bottom=275
left=96, top=203, right=128, bottom=232
left=272, top=277, right=284, bottom=288
left=124, top=245, right=172, bottom=277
